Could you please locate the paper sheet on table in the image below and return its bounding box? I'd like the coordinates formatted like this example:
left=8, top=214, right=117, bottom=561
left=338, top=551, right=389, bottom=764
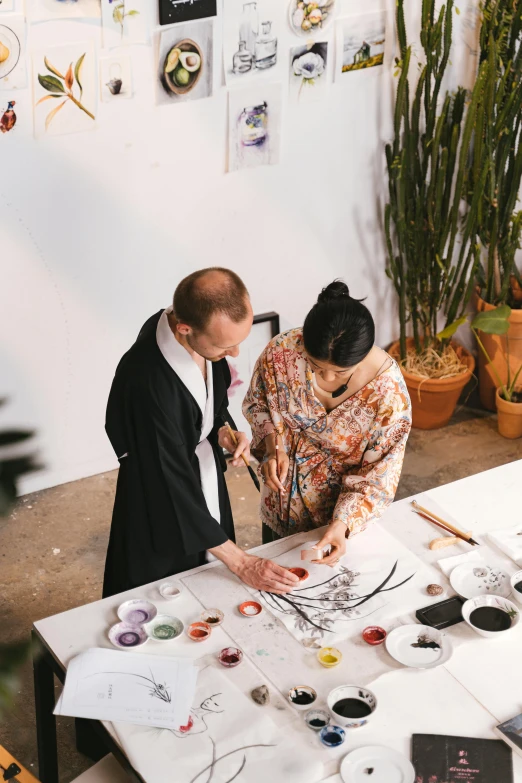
left=54, top=648, right=197, bottom=729
left=488, top=523, right=522, bottom=567
left=112, top=664, right=323, bottom=783
left=254, top=523, right=432, bottom=646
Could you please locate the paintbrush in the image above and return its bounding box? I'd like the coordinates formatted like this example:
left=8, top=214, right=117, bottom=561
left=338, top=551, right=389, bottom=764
left=411, top=500, right=479, bottom=546
left=223, top=421, right=260, bottom=492
left=275, top=434, right=285, bottom=518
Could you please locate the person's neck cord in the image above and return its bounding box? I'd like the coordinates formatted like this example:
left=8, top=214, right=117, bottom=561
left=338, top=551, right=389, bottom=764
left=315, top=371, right=355, bottom=399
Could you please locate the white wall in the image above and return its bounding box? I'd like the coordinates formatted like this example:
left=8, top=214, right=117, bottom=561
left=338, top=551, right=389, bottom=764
left=1, top=0, right=478, bottom=493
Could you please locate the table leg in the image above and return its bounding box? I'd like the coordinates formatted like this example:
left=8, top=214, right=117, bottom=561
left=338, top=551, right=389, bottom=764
left=32, top=630, right=58, bottom=783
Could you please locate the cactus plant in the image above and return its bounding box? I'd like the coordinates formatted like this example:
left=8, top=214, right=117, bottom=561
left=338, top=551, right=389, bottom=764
left=385, top=0, right=487, bottom=361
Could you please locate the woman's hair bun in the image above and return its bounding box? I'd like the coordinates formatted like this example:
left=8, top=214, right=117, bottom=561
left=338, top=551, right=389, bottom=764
left=317, top=280, right=350, bottom=304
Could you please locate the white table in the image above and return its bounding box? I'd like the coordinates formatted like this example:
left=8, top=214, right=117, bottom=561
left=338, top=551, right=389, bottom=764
left=33, top=460, right=522, bottom=782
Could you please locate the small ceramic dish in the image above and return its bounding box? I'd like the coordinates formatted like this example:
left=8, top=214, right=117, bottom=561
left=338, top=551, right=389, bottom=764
left=187, top=621, right=212, bottom=642
left=218, top=647, right=243, bottom=667
left=317, top=647, right=342, bottom=668
left=327, top=685, right=377, bottom=729
left=462, top=594, right=520, bottom=638
left=288, top=567, right=309, bottom=581
left=238, top=601, right=262, bottom=617
left=201, top=608, right=224, bottom=626
left=385, top=624, right=452, bottom=669
left=362, top=626, right=387, bottom=645
left=288, top=685, right=317, bottom=711
left=159, top=582, right=183, bottom=600
left=510, top=570, right=522, bottom=606
left=117, top=599, right=157, bottom=625
left=305, top=709, right=331, bottom=731
left=144, top=614, right=183, bottom=642
left=340, top=745, right=415, bottom=783
left=450, top=563, right=511, bottom=599
left=320, top=725, right=345, bottom=748
left=109, top=622, right=148, bottom=649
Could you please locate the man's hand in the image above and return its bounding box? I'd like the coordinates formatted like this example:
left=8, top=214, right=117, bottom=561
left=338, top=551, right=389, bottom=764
left=218, top=427, right=251, bottom=467
left=209, top=539, right=299, bottom=594
left=312, top=520, right=348, bottom=566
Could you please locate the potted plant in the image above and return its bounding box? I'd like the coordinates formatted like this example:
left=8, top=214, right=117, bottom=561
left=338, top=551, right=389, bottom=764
left=471, top=307, right=522, bottom=438
left=385, top=0, right=486, bottom=429
left=466, top=0, right=522, bottom=410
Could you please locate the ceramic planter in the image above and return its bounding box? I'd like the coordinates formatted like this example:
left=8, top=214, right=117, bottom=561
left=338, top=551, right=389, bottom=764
left=475, top=292, right=522, bottom=411
left=496, top=387, right=522, bottom=439
left=389, top=338, right=475, bottom=429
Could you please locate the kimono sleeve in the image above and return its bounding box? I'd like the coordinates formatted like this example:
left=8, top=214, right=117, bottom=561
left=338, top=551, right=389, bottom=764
left=128, top=379, right=229, bottom=556
left=332, top=381, right=412, bottom=536
left=242, top=351, right=276, bottom=457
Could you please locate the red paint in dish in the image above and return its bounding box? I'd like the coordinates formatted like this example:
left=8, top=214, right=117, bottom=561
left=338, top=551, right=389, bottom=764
left=288, top=567, right=309, bottom=581
left=362, top=626, right=387, bottom=645
left=219, top=647, right=243, bottom=667
left=187, top=621, right=211, bottom=641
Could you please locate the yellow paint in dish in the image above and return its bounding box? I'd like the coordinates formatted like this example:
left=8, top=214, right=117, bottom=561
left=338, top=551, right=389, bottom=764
left=317, top=647, right=342, bottom=668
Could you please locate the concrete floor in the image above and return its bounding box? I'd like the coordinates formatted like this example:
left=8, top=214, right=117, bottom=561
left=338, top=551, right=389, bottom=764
left=1, top=405, right=521, bottom=781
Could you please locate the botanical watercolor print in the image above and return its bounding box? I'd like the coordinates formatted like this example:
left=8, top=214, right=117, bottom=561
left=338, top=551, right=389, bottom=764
left=223, top=0, right=282, bottom=85
left=242, top=328, right=412, bottom=537
left=0, top=98, right=15, bottom=132
left=289, top=41, right=328, bottom=104
left=289, top=0, right=335, bottom=38
left=156, top=19, right=213, bottom=106
left=26, top=0, right=101, bottom=22
left=102, top=0, right=148, bottom=49
left=227, top=82, right=282, bottom=173
left=336, top=10, right=386, bottom=81
left=100, top=54, right=132, bottom=102
left=0, top=17, right=27, bottom=91
left=33, top=45, right=96, bottom=137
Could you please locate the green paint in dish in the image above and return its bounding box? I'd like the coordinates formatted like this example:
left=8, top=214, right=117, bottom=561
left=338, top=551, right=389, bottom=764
left=153, top=624, right=177, bottom=640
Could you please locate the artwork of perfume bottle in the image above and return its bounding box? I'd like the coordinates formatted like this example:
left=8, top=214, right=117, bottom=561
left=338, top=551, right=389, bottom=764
left=233, top=41, right=253, bottom=73
left=254, top=20, right=277, bottom=69
left=238, top=102, right=267, bottom=147
left=239, top=2, right=258, bottom=57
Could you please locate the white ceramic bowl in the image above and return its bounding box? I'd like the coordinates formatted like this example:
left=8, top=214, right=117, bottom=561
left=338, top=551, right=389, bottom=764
left=327, top=685, right=377, bottom=729
left=108, top=622, right=148, bottom=649
left=117, top=599, right=157, bottom=625
left=450, top=563, right=511, bottom=599
left=159, top=581, right=183, bottom=600
left=144, top=614, right=184, bottom=642
left=510, top=570, right=522, bottom=606
left=287, top=685, right=317, bottom=711
left=462, top=594, right=520, bottom=638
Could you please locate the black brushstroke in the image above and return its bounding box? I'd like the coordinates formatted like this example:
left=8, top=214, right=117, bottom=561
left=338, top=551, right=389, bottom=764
left=189, top=744, right=277, bottom=783
left=225, top=755, right=247, bottom=783
left=286, top=573, right=416, bottom=609
left=275, top=593, right=331, bottom=632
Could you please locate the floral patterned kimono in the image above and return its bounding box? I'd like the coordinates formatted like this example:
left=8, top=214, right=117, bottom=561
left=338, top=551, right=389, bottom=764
left=242, top=328, right=412, bottom=537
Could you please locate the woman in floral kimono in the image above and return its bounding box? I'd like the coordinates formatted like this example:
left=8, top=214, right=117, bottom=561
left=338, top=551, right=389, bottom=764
left=243, top=281, right=412, bottom=566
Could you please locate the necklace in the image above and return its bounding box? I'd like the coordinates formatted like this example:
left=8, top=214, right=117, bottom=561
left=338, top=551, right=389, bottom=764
left=314, top=371, right=355, bottom=399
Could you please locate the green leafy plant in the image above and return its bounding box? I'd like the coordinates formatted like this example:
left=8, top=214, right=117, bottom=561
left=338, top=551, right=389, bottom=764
left=36, top=54, right=95, bottom=131
left=110, top=0, right=140, bottom=38
left=385, top=0, right=486, bottom=364
left=471, top=306, right=522, bottom=401
left=468, top=0, right=522, bottom=307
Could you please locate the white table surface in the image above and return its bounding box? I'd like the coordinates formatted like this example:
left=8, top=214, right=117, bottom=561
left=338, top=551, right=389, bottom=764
left=34, top=459, right=522, bottom=781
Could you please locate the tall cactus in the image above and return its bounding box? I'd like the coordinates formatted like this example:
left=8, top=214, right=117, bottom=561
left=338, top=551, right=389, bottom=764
left=469, top=0, right=522, bottom=306
left=385, top=0, right=484, bottom=359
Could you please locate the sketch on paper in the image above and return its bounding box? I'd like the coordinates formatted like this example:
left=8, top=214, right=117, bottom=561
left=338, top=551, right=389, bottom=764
left=227, top=82, right=281, bottom=173
left=159, top=0, right=216, bottom=26
left=337, top=11, right=386, bottom=77
left=171, top=692, right=224, bottom=738
left=102, top=0, right=148, bottom=49
left=224, top=0, right=282, bottom=85
left=289, top=0, right=335, bottom=38
left=85, top=668, right=172, bottom=703
left=33, top=44, right=96, bottom=137
left=0, top=98, right=15, bottom=132
left=100, top=54, right=132, bottom=102
left=289, top=41, right=327, bottom=103
left=0, top=17, right=27, bottom=91
left=156, top=19, right=213, bottom=106
left=0, top=0, right=15, bottom=12
left=26, top=0, right=101, bottom=22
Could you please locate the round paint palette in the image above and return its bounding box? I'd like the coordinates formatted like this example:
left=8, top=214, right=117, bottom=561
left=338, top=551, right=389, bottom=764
left=385, top=624, right=452, bottom=669
left=340, top=745, right=415, bottom=783
left=144, top=614, right=183, bottom=642
left=109, top=622, right=148, bottom=649
left=450, top=563, right=511, bottom=599
left=117, top=599, right=157, bottom=625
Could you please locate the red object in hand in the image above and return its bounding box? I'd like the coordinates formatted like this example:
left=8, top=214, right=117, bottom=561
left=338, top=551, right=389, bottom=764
left=288, top=567, right=309, bottom=581
left=362, top=626, right=387, bottom=645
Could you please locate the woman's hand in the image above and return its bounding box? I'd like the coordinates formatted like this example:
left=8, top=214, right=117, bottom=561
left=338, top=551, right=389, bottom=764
left=261, top=447, right=289, bottom=493
left=312, top=520, right=348, bottom=566
left=218, top=427, right=251, bottom=467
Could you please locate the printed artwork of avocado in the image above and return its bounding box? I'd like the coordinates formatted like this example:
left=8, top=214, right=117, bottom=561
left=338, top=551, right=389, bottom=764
left=164, top=42, right=202, bottom=93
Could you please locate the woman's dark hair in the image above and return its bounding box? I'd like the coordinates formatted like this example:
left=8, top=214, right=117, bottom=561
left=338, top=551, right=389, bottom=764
left=303, top=280, right=375, bottom=367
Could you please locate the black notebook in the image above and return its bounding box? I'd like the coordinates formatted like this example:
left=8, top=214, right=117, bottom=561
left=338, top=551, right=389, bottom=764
left=412, top=733, right=513, bottom=783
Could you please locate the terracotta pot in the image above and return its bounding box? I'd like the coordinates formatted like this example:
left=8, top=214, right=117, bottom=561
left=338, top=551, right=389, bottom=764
left=389, top=339, right=475, bottom=430
left=475, top=292, right=522, bottom=411
left=511, top=275, right=522, bottom=305
left=496, top=387, right=522, bottom=439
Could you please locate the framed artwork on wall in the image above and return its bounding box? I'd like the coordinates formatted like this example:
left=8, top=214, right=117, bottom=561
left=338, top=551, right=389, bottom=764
left=226, top=311, right=280, bottom=441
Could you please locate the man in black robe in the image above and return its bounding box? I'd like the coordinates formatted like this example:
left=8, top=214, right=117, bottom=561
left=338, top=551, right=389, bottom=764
left=103, top=267, right=298, bottom=598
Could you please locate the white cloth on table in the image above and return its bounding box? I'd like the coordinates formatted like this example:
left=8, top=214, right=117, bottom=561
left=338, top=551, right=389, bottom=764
left=488, top=524, right=522, bottom=567
left=437, top=549, right=484, bottom=576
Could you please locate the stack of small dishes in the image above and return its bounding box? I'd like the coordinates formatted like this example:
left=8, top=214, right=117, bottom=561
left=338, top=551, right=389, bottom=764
left=109, top=599, right=184, bottom=648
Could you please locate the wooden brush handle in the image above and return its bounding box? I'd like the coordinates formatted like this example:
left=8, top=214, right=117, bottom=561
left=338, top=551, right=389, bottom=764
left=224, top=422, right=250, bottom=469
left=412, top=500, right=470, bottom=541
